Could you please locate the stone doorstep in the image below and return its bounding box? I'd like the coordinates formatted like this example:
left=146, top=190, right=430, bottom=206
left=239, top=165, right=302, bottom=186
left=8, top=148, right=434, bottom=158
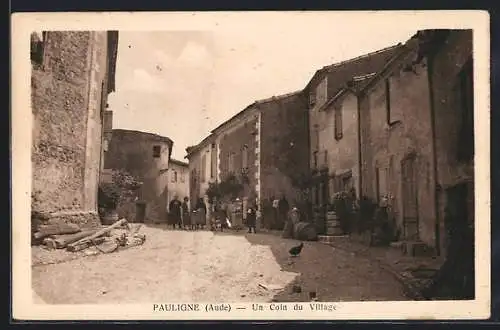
left=318, top=235, right=349, bottom=245
left=401, top=240, right=436, bottom=258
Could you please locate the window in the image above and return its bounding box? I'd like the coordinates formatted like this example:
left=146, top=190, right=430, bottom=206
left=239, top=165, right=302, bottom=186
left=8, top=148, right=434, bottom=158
left=201, top=154, right=207, bottom=182
left=210, top=144, right=217, bottom=178
left=30, top=31, right=46, bottom=66
left=313, top=125, right=320, bottom=151
left=242, top=145, right=249, bottom=169
left=172, top=170, right=177, bottom=183
left=313, top=151, right=318, bottom=168
left=181, top=171, right=185, bottom=183
left=228, top=153, right=235, bottom=173
left=385, top=78, right=392, bottom=125
left=309, top=90, right=316, bottom=107
left=152, top=145, right=161, bottom=158
left=334, top=104, right=343, bottom=140
left=323, top=150, right=328, bottom=167
left=316, top=77, right=328, bottom=108
left=456, top=58, right=474, bottom=162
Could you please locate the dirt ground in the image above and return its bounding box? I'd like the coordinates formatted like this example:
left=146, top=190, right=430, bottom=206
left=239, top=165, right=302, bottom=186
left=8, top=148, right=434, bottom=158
left=32, top=225, right=408, bottom=304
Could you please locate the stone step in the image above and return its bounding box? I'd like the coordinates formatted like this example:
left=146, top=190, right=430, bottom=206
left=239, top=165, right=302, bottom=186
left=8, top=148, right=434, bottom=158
left=318, top=235, right=348, bottom=245
left=401, top=240, right=436, bottom=257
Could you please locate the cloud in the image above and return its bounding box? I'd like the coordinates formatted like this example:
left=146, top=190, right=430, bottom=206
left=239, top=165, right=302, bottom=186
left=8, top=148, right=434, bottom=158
left=119, top=68, right=168, bottom=93
left=177, top=41, right=213, bottom=69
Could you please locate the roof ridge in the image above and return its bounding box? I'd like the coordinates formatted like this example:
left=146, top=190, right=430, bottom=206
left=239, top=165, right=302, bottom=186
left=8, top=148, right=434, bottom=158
left=322, top=43, right=402, bottom=72
left=254, top=90, right=303, bottom=104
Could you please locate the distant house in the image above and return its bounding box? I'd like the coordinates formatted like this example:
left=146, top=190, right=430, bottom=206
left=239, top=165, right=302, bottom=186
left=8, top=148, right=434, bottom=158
left=357, top=29, right=473, bottom=255
left=31, top=31, right=118, bottom=227
left=211, top=91, right=309, bottom=228
left=104, top=129, right=173, bottom=222
left=304, top=44, right=402, bottom=211
left=185, top=133, right=217, bottom=211
left=167, top=159, right=190, bottom=204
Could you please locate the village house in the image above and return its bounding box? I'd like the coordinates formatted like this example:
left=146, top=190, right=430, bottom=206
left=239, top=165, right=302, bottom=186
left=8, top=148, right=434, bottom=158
left=185, top=133, right=217, bottom=214
left=355, top=29, right=473, bottom=257
left=211, top=91, right=309, bottom=228
left=103, top=129, right=173, bottom=223
left=167, top=158, right=190, bottom=205
left=425, top=29, right=474, bottom=256
left=31, top=31, right=118, bottom=227
left=304, top=44, right=401, bottom=230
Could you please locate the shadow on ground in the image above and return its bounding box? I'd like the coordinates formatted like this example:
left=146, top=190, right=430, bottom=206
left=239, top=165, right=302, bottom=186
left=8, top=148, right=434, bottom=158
left=212, top=229, right=407, bottom=302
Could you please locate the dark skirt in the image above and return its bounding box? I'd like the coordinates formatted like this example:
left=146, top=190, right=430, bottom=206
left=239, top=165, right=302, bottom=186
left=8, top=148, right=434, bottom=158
left=183, top=213, right=191, bottom=225
left=168, top=213, right=181, bottom=225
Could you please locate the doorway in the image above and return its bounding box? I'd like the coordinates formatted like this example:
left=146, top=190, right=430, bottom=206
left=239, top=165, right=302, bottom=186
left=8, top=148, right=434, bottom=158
left=135, top=201, right=146, bottom=223
left=401, top=154, right=419, bottom=241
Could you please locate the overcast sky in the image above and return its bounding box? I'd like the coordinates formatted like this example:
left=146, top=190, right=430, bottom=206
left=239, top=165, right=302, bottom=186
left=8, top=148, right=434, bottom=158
left=107, top=17, right=416, bottom=160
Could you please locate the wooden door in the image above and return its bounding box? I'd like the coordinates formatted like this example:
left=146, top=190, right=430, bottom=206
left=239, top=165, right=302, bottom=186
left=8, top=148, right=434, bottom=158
left=401, top=155, right=419, bottom=240
left=136, top=202, right=146, bottom=223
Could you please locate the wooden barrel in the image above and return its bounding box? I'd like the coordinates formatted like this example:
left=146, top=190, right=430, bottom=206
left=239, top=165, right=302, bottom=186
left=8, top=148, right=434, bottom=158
left=293, top=222, right=318, bottom=241
left=326, top=211, right=343, bottom=236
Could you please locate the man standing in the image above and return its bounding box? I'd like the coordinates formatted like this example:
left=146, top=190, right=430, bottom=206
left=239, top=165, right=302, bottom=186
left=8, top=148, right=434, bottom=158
left=168, top=195, right=182, bottom=230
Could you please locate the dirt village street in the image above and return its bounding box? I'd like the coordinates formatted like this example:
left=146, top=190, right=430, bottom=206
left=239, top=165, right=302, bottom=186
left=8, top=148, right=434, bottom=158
left=32, top=225, right=407, bottom=304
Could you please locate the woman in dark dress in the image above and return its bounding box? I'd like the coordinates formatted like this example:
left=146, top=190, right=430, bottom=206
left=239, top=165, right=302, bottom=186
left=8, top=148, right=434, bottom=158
left=195, top=198, right=207, bottom=230
left=181, top=197, right=191, bottom=230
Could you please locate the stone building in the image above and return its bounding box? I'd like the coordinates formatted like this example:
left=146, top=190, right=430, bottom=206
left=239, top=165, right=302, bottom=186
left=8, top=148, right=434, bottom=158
left=305, top=45, right=401, bottom=211
left=357, top=29, right=473, bottom=255
left=185, top=133, right=217, bottom=212
left=31, top=31, right=118, bottom=227
left=211, top=91, right=309, bottom=223
left=167, top=159, right=190, bottom=205
left=103, top=129, right=173, bottom=222
left=428, top=30, right=474, bottom=256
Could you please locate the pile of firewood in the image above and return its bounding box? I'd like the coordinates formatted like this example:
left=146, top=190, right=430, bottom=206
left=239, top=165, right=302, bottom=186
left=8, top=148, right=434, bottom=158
left=34, top=219, right=146, bottom=254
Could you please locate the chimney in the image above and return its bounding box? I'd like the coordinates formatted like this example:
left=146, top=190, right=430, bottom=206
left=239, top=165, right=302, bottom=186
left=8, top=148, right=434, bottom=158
left=104, top=110, right=113, bottom=133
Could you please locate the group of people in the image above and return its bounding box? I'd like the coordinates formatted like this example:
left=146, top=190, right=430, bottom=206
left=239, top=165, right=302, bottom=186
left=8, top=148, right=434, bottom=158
left=167, top=195, right=258, bottom=234
left=167, top=195, right=207, bottom=230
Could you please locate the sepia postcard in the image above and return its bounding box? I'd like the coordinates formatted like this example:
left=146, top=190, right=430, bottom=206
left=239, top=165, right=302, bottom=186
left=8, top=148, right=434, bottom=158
left=11, top=11, right=491, bottom=320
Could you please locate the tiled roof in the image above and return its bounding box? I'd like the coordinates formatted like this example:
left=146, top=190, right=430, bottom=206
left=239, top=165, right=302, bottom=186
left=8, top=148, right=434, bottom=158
left=111, top=129, right=174, bottom=159
left=210, top=90, right=303, bottom=135
left=169, top=158, right=189, bottom=167
left=304, top=43, right=404, bottom=98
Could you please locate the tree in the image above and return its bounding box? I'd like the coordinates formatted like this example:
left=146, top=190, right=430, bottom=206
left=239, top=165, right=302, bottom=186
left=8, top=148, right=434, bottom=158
left=205, top=172, right=244, bottom=203
left=98, top=169, right=142, bottom=212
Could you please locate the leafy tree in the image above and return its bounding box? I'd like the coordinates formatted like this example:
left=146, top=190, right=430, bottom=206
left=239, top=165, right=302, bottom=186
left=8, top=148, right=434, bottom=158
left=98, top=169, right=142, bottom=211
left=205, top=172, right=244, bottom=203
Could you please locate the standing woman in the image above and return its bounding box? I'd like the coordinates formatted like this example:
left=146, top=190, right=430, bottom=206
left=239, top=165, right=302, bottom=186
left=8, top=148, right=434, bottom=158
left=168, top=195, right=182, bottom=230
left=195, top=197, right=207, bottom=230
left=181, top=197, right=191, bottom=230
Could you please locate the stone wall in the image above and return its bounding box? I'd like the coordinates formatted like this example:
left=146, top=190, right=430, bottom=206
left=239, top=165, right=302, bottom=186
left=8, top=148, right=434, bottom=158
left=259, top=92, right=309, bottom=205
left=316, top=93, right=361, bottom=199
left=430, top=30, right=474, bottom=254
left=361, top=55, right=436, bottom=247
left=218, top=116, right=259, bottom=200
left=31, top=31, right=116, bottom=228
